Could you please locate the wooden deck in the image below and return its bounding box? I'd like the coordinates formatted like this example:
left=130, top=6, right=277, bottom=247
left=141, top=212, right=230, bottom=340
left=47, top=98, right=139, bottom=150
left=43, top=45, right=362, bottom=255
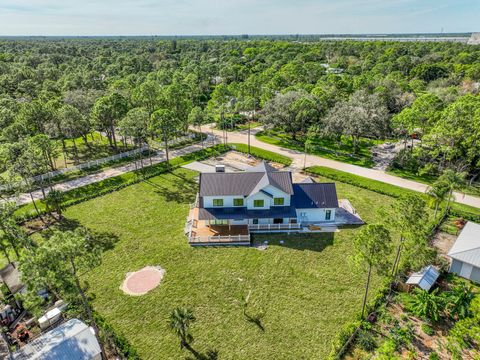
left=191, top=224, right=249, bottom=238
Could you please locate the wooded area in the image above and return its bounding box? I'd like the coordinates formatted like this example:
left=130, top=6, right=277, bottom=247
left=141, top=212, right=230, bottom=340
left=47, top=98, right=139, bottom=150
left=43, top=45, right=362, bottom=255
left=0, top=38, right=479, bottom=188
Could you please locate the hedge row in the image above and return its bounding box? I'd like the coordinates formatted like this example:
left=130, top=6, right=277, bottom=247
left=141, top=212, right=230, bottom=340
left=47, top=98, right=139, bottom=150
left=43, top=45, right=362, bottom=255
left=305, top=166, right=480, bottom=220
left=17, top=143, right=294, bottom=222
left=94, top=312, right=140, bottom=360
left=16, top=145, right=230, bottom=222
left=230, top=143, right=293, bottom=166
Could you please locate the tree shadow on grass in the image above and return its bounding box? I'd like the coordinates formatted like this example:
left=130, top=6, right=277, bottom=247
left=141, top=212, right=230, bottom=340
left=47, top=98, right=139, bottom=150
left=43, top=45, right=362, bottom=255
left=143, top=173, right=197, bottom=204
left=185, top=348, right=219, bottom=360
left=244, top=311, right=265, bottom=332
left=38, top=217, right=120, bottom=252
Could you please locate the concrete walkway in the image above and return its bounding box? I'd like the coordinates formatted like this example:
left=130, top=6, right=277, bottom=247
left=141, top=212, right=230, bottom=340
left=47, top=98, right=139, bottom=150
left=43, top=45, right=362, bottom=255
left=6, top=137, right=216, bottom=206
left=202, top=124, right=480, bottom=210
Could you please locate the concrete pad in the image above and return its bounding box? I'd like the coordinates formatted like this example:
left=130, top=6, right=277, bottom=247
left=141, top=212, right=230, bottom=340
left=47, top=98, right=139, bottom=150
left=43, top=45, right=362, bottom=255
left=182, top=161, right=216, bottom=173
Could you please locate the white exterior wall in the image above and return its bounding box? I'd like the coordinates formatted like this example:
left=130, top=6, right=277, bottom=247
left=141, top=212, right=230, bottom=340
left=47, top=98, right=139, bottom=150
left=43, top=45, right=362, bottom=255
left=203, top=195, right=246, bottom=208
left=246, top=185, right=290, bottom=210
left=203, top=185, right=291, bottom=210
left=296, top=208, right=336, bottom=222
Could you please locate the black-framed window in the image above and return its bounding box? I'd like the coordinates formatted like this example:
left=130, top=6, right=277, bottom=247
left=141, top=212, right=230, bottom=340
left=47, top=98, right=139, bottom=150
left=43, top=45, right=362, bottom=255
left=213, top=199, right=224, bottom=207
left=233, top=198, right=244, bottom=206
left=253, top=199, right=264, bottom=208
left=273, top=197, right=284, bottom=206
left=252, top=219, right=259, bottom=224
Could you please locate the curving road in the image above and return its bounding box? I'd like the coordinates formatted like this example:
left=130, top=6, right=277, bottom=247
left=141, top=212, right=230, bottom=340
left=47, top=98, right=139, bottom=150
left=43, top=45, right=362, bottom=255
left=202, top=124, right=480, bottom=210
left=5, top=126, right=480, bottom=210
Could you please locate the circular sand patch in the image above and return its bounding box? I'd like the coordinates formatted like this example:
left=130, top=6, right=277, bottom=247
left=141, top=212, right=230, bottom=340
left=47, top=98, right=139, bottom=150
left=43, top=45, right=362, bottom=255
left=120, top=266, right=165, bottom=296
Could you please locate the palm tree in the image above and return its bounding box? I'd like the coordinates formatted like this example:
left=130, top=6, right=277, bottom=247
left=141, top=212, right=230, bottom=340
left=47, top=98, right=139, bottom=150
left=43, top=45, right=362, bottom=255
left=438, top=169, right=466, bottom=212
left=409, top=288, right=444, bottom=322
left=426, top=180, right=450, bottom=219
left=169, top=307, right=196, bottom=352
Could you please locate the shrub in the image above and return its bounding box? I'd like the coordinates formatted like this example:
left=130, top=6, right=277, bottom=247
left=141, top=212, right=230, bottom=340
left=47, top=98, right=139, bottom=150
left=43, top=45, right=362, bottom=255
left=376, top=339, right=399, bottom=359
left=328, top=320, right=361, bottom=359
left=389, top=321, right=415, bottom=351
left=356, top=329, right=377, bottom=351
left=429, top=351, right=440, bottom=360
left=421, top=323, right=435, bottom=336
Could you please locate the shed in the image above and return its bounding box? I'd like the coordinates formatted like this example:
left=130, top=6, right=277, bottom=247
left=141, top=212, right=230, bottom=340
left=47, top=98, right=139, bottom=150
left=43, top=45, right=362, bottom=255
left=406, top=265, right=440, bottom=291
left=448, top=221, right=480, bottom=283
left=12, top=319, right=101, bottom=360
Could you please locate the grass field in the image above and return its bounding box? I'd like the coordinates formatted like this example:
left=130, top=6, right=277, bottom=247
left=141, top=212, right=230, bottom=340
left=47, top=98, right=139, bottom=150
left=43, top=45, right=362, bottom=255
left=54, top=132, right=135, bottom=169
left=306, top=166, right=480, bottom=217
left=57, top=167, right=400, bottom=359
left=255, top=130, right=385, bottom=168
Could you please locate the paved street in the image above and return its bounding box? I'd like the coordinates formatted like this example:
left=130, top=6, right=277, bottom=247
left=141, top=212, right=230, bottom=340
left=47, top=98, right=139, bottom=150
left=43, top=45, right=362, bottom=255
left=5, top=127, right=480, bottom=210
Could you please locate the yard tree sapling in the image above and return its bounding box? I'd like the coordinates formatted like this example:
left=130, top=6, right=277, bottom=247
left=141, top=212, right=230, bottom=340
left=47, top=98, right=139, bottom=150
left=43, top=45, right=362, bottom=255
left=351, top=224, right=393, bottom=319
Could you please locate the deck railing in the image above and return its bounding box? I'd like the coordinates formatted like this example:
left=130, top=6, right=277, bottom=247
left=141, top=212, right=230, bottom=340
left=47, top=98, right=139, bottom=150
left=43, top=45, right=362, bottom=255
left=248, top=223, right=302, bottom=231
left=189, top=193, right=199, bottom=209
left=189, top=234, right=251, bottom=244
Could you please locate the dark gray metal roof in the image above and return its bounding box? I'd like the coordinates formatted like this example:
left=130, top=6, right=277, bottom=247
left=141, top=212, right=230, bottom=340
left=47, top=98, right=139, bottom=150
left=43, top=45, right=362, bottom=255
left=199, top=168, right=293, bottom=196
left=292, top=183, right=339, bottom=209
left=246, top=162, right=277, bottom=173
left=198, top=206, right=297, bottom=220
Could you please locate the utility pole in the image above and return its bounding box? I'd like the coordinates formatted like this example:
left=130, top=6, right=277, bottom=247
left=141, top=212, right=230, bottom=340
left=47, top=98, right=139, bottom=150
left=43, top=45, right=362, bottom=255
left=248, top=121, right=251, bottom=157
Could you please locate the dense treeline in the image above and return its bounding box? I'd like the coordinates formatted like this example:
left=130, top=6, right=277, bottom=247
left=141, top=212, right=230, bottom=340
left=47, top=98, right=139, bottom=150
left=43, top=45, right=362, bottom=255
left=0, top=38, right=479, bottom=185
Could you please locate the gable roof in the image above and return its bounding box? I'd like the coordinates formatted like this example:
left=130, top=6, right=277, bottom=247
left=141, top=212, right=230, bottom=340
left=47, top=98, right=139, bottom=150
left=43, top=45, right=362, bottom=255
left=13, top=319, right=101, bottom=360
left=292, top=183, right=339, bottom=208
left=199, top=162, right=293, bottom=197
left=448, top=221, right=480, bottom=267
left=246, top=162, right=278, bottom=173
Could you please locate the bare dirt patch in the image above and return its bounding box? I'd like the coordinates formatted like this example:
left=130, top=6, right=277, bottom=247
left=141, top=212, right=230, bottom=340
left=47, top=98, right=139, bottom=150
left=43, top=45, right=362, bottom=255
left=432, top=232, right=457, bottom=258
left=202, top=150, right=285, bottom=172
left=120, top=266, right=165, bottom=296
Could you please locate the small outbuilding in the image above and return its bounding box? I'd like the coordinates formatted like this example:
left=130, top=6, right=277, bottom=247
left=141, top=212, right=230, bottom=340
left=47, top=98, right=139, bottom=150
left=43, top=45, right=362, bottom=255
left=12, top=318, right=101, bottom=360
left=448, top=221, right=480, bottom=283
left=406, top=265, right=440, bottom=291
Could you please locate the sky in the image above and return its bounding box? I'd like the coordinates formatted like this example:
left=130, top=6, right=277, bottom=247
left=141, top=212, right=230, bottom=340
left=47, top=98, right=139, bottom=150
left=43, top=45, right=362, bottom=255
left=0, top=0, right=478, bottom=36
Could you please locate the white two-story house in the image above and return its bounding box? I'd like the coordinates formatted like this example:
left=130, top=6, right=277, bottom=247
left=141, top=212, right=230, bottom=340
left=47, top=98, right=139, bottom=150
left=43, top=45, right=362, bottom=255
left=196, top=162, right=338, bottom=229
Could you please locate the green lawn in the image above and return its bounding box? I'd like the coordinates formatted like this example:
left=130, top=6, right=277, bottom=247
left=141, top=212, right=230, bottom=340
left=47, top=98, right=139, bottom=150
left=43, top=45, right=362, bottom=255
left=57, top=167, right=399, bottom=359
left=54, top=132, right=135, bottom=169
left=388, top=168, right=480, bottom=198
left=306, top=166, right=480, bottom=217
left=255, top=130, right=385, bottom=168
left=234, top=121, right=262, bottom=131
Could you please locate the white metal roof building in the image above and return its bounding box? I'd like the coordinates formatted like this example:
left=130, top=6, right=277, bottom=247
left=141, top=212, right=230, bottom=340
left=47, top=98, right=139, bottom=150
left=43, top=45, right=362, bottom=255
left=448, top=221, right=480, bottom=283
left=406, top=265, right=440, bottom=291
left=12, top=319, right=102, bottom=360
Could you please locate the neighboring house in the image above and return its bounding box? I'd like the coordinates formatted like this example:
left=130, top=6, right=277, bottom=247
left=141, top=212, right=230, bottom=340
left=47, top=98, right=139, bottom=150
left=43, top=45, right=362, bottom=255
left=12, top=318, right=101, bottom=360
left=188, top=162, right=342, bottom=245
left=448, top=221, right=480, bottom=283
